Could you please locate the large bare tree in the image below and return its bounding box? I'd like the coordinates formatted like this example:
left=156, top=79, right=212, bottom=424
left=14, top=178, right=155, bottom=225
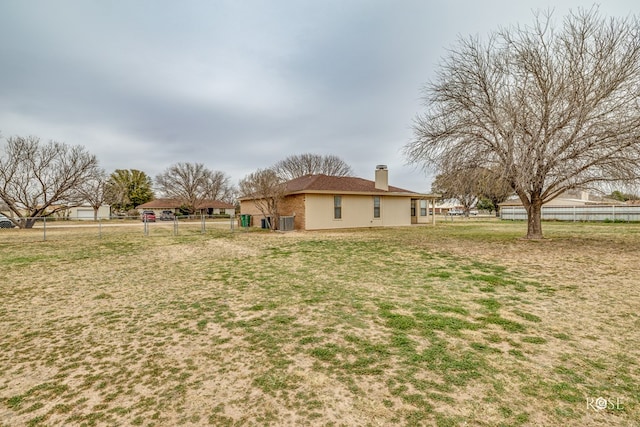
left=405, top=8, right=640, bottom=239
left=238, top=168, right=285, bottom=230
left=272, top=153, right=353, bottom=180
left=0, top=135, right=100, bottom=228
left=155, top=162, right=234, bottom=214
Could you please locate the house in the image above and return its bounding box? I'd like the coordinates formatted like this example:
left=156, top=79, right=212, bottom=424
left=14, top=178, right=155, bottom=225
left=498, top=190, right=639, bottom=221
left=499, top=190, right=620, bottom=208
left=66, top=204, right=111, bottom=220
left=136, top=198, right=236, bottom=217
left=0, top=204, right=110, bottom=220
left=239, top=165, right=439, bottom=231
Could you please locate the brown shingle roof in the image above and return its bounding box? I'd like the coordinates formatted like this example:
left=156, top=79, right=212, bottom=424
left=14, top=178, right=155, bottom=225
left=137, top=198, right=234, bottom=209
left=284, top=174, right=415, bottom=194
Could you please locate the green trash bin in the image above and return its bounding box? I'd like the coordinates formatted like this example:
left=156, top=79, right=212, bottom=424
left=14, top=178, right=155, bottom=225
left=241, top=214, right=251, bottom=227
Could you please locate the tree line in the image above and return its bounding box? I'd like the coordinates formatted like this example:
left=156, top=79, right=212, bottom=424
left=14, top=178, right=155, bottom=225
left=0, top=134, right=353, bottom=229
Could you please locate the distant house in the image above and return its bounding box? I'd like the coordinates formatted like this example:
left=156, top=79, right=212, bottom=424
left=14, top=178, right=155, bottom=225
left=499, top=190, right=620, bottom=208
left=239, top=165, right=439, bottom=231
left=0, top=204, right=111, bottom=220
left=498, top=190, right=640, bottom=221
left=136, top=198, right=235, bottom=217
left=66, top=204, right=111, bottom=220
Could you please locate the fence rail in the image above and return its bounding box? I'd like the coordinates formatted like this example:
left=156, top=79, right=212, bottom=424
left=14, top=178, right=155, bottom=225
left=0, top=215, right=247, bottom=242
left=500, top=205, right=640, bottom=222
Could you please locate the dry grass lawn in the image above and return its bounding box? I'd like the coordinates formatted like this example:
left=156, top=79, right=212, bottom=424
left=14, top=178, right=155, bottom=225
left=0, top=220, right=639, bottom=426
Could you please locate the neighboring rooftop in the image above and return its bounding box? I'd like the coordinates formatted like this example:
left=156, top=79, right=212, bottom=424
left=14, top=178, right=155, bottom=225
left=499, top=190, right=624, bottom=207
left=137, top=198, right=234, bottom=209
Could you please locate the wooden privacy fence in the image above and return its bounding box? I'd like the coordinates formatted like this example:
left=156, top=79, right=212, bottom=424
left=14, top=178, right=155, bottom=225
left=500, top=205, right=640, bottom=222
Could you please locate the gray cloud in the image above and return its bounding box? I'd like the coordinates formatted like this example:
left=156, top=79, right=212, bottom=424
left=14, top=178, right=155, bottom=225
left=1, top=0, right=636, bottom=192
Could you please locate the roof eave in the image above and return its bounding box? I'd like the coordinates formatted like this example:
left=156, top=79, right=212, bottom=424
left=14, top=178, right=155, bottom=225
left=285, top=190, right=439, bottom=198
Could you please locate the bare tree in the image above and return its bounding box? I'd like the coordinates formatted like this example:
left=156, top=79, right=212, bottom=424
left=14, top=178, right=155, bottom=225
left=202, top=170, right=236, bottom=204
left=431, top=171, right=478, bottom=215
left=104, top=169, right=154, bottom=214
left=238, top=169, right=285, bottom=230
left=0, top=135, right=99, bottom=228
left=272, top=153, right=353, bottom=180
left=78, top=168, right=108, bottom=220
left=405, top=8, right=640, bottom=239
left=475, top=168, right=514, bottom=217
left=155, top=162, right=234, bottom=214
left=432, top=167, right=513, bottom=216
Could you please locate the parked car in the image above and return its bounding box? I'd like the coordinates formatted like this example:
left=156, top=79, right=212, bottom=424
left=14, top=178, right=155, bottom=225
left=448, top=209, right=464, bottom=216
left=0, top=213, right=16, bottom=228
left=159, top=210, right=175, bottom=221
left=141, top=211, right=156, bottom=222
left=469, top=209, right=479, bottom=216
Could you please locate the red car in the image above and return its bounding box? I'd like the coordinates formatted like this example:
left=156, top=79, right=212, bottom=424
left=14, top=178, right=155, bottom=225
left=141, top=211, right=156, bottom=222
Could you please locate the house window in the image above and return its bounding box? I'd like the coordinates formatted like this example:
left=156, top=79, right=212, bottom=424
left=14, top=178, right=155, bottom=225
left=373, top=196, right=380, bottom=218
left=334, top=196, right=342, bottom=219
left=219, top=209, right=225, bottom=215
left=420, top=200, right=427, bottom=216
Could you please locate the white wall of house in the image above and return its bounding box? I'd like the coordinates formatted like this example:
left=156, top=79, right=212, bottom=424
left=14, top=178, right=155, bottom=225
left=304, top=194, right=411, bottom=230
left=67, top=205, right=111, bottom=220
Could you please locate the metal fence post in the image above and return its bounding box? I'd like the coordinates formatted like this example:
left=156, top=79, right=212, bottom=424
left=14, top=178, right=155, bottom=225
left=173, top=217, right=178, bottom=235
left=99, top=218, right=102, bottom=239
left=201, top=214, right=205, bottom=234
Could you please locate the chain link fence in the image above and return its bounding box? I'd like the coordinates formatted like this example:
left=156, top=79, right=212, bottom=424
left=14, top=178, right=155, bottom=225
left=0, top=215, right=257, bottom=242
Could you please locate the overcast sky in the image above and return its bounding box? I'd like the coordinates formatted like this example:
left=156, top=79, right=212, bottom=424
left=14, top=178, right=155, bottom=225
left=0, top=1, right=636, bottom=192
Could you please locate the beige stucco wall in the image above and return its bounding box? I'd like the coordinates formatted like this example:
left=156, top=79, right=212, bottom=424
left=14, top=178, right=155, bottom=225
left=68, top=205, right=112, bottom=220
left=414, top=199, right=435, bottom=224
left=305, top=194, right=411, bottom=230
left=241, top=194, right=422, bottom=230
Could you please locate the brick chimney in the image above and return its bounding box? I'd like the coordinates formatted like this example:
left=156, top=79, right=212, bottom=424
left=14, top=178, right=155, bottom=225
left=375, top=165, right=388, bottom=191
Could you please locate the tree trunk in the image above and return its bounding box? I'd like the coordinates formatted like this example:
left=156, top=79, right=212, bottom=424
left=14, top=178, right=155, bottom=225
left=525, top=200, right=544, bottom=239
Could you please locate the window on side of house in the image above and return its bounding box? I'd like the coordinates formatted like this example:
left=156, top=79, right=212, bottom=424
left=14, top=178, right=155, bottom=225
left=334, top=195, right=342, bottom=219
left=373, top=196, right=381, bottom=218
left=420, top=200, right=427, bottom=216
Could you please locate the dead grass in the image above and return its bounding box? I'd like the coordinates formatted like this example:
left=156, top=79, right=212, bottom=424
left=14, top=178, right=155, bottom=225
left=0, top=221, right=639, bottom=426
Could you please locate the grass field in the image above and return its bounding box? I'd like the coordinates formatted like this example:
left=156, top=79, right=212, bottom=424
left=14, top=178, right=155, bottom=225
left=1, top=221, right=639, bottom=426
